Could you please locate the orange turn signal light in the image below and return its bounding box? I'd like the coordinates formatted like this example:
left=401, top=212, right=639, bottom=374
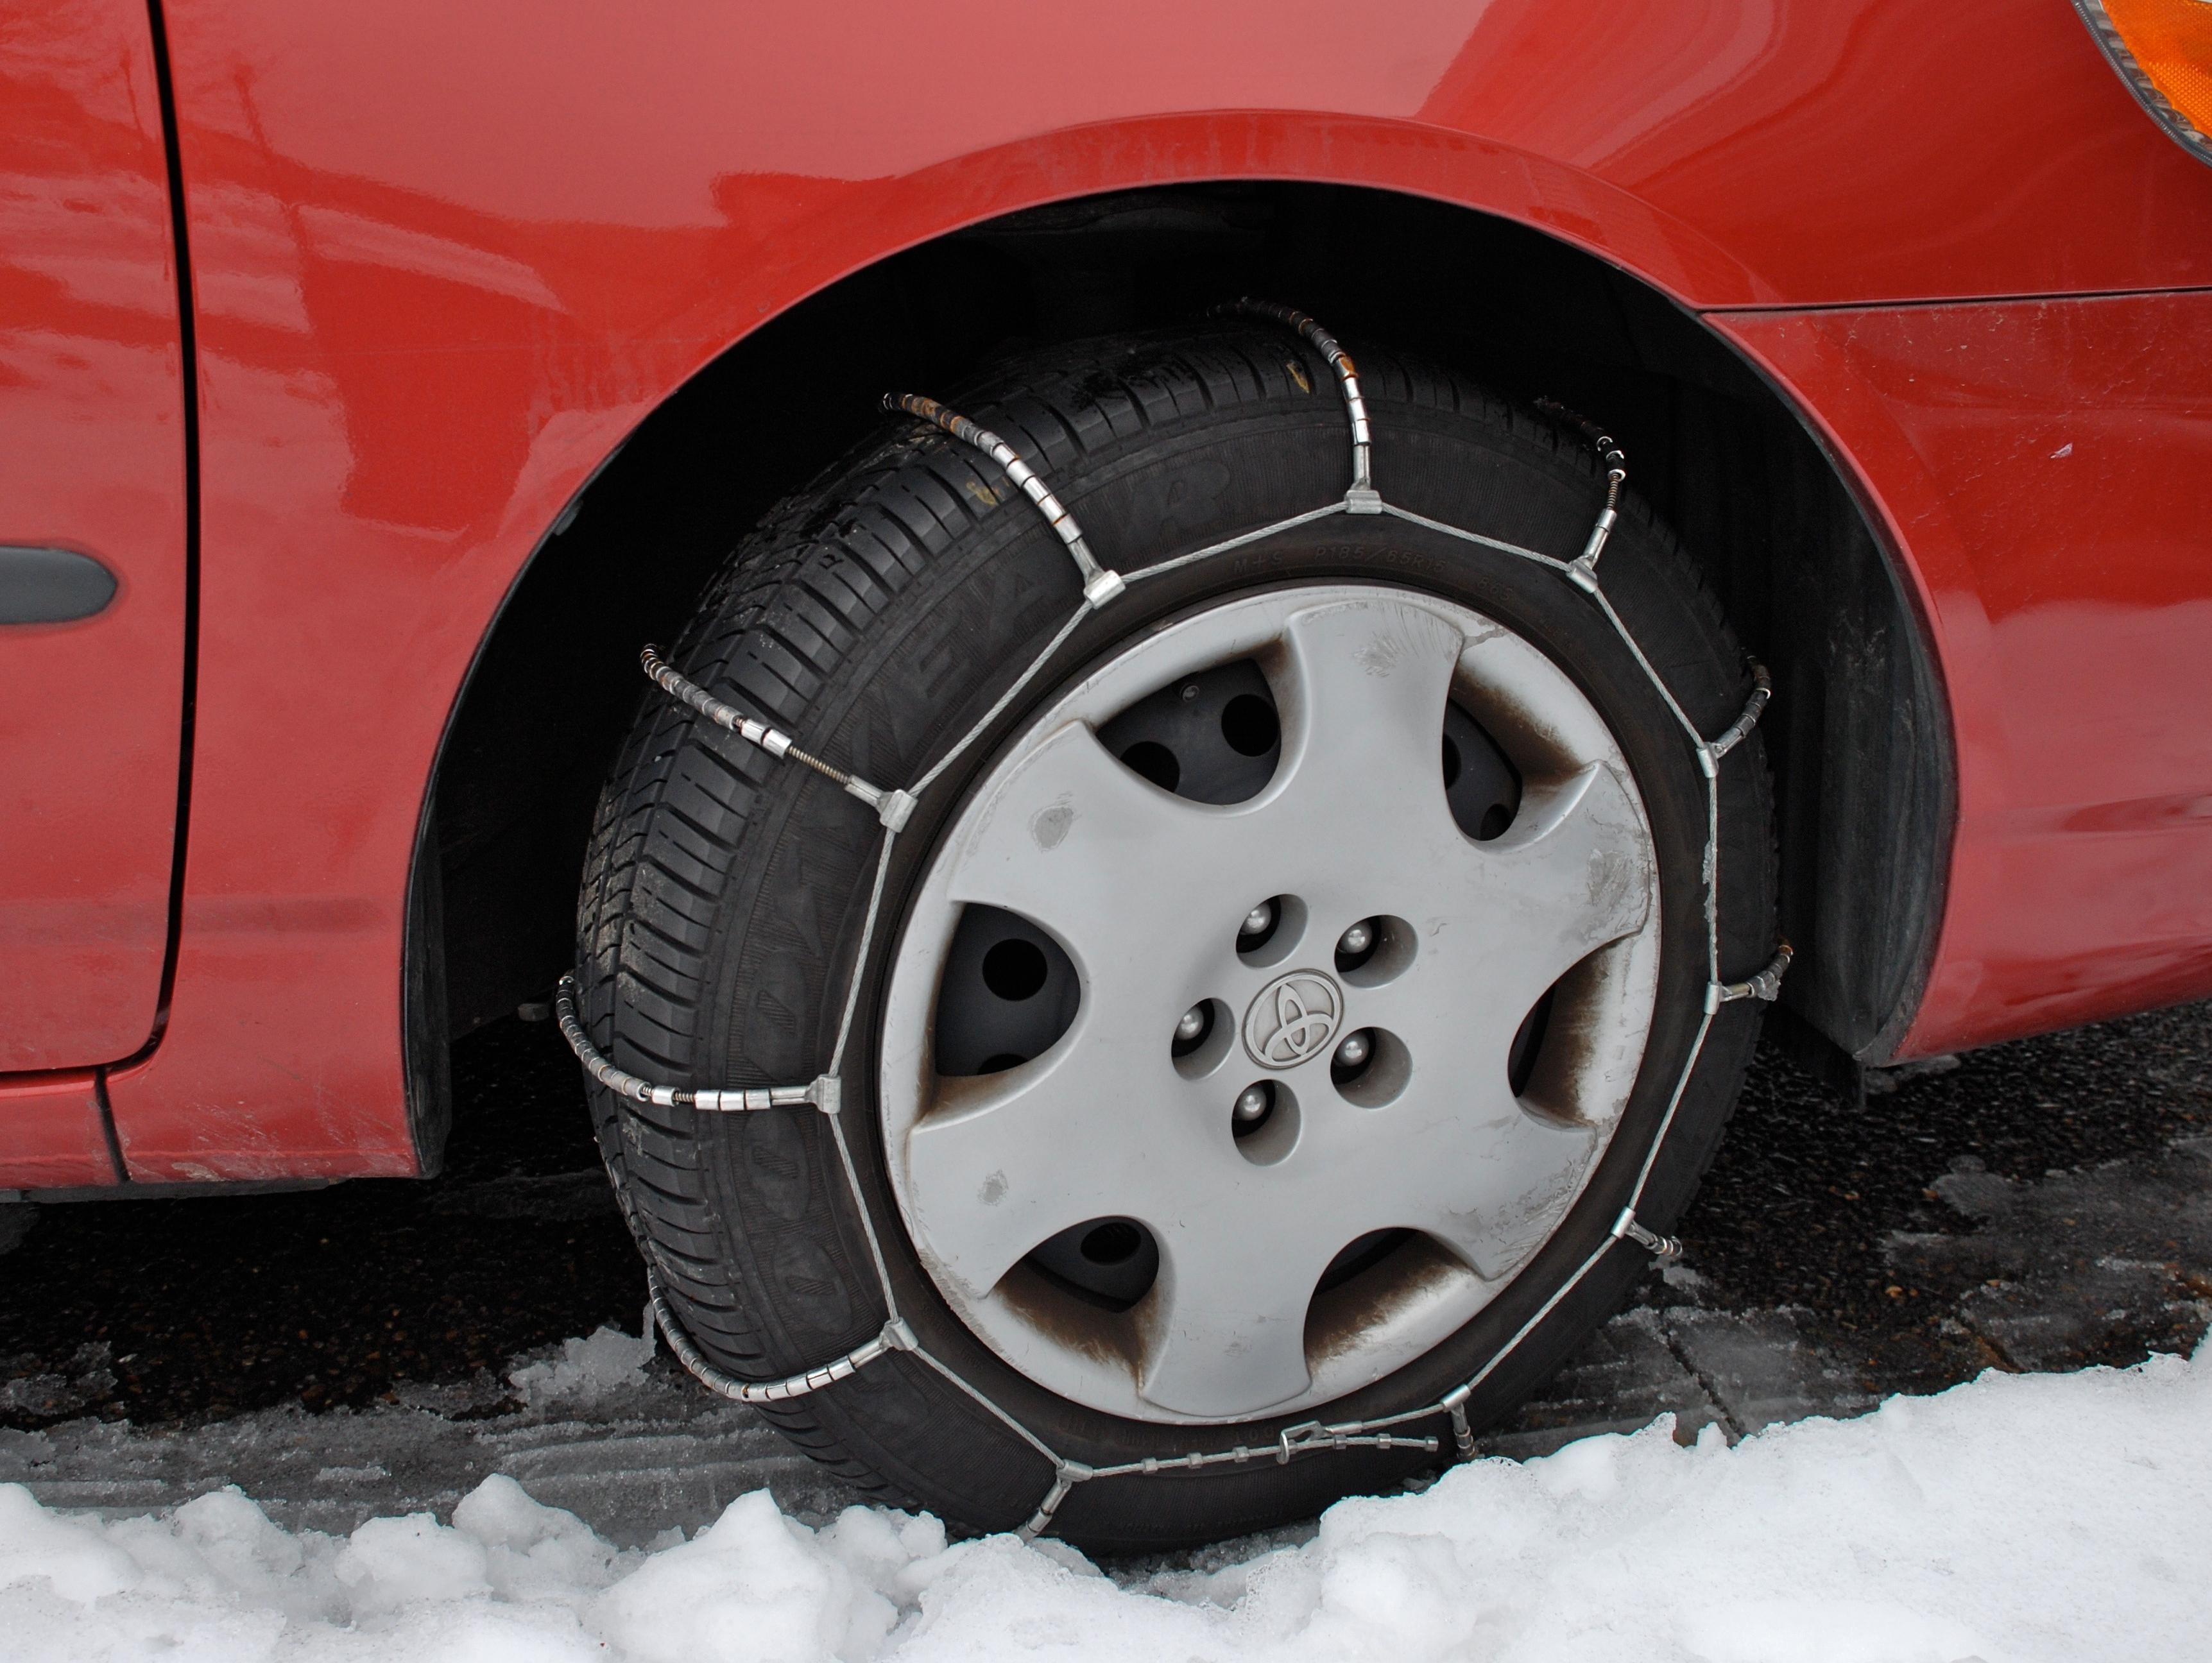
left=2073, top=1, right=2212, bottom=160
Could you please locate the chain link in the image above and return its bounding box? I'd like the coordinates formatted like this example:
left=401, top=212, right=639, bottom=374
left=560, top=306, right=1785, bottom=1540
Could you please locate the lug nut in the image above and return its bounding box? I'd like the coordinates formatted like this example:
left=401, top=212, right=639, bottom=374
left=1176, top=1005, right=1208, bottom=1043
left=1337, top=920, right=1374, bottom=957
left=1333, top=1031, right=1371, bottom=1070
left=1240, top=901, right=1276, bottom=939
left=1233, top=1083, right=1272, bottom=1124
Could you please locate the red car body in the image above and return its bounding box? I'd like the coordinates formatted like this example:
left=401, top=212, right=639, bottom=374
left=4, top=0, right=2210, bottom=1190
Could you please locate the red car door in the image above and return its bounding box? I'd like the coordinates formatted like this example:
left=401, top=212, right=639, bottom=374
left=0, top=0, right=189, bottom=1070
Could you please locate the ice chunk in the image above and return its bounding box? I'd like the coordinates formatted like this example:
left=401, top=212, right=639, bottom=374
left=508, top=1325, right=655, bottom=1407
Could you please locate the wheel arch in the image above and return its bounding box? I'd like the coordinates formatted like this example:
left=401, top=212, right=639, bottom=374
left=409, top=177, right=1952, bottom=1161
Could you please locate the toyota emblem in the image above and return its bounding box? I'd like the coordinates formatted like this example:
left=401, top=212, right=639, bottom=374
left=1242, top=970, right=1344, bottom=1069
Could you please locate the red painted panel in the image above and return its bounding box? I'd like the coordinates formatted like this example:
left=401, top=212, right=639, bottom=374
left=0, top=0, right=185, bottom=1070
left=146, top=0, right=2212, bottom=308
left=1422, top=0, right=2212, bottom=303
left=1711, top=293, right=2212, bottom=1058
left=0, top=1072, right=114, bottom=1191
left=109, top=0, right=2212, bottom=1175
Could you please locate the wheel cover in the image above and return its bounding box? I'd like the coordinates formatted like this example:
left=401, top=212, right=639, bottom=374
left=879, top=584, right=1661, bottom=1424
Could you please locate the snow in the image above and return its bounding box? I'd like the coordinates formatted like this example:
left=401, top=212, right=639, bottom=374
left=505, top=1325, right=657, bottom=1409
left=1, top=1343, right=2207, bottom=1663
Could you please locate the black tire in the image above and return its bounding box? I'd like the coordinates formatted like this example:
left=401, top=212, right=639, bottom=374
left=574, top=325, right=1775, bottom=1552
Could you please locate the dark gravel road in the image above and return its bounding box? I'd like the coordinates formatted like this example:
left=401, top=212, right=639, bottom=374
left=4, top=999, right=2208, bottom=1446
left=0, top=1021, right=634, bottom=1425
left=1684, top=1002, right=2212, bottom=1393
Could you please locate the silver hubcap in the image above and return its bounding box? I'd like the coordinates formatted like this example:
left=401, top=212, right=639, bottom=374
left=879, top=585, right=1661, bottom=1423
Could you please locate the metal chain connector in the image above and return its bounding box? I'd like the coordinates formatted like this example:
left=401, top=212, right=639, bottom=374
left=640, top=647, right=915, bottom=830
left=1535, top=397, right=1626, bottom=576
left=884, top=394, right=1126, bottom=606
left=1021, top=1464, right=1092, bottom=1539
left=1273, top=1420, right=1441, bottom=1463
left=1440, top=1382, right=1475, bottom=1457
left=1718, top=939, right=1796, bottom=1006
left=559, top=303, right=1792, bottom=1542
left=648, top=1258, right=916, bottom=1406
left=1223, top=299, right=1378, bottom=511
left=1611, top=1206, right=1685, bottom=1261
left=556, top=977, right=838, bottom=1113
left=1704, top=660, right=1775, bottom=774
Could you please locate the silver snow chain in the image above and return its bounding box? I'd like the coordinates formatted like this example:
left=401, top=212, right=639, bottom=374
left=1717, top=938, right=1795, bottom=1008
left=1534, top=396, right=1626, bottom=576
left=558, top=303, right=1787, bottom=1540
left=554, top=980, right=838, bottom=1113
left=641, top=646, right=919, bottom=833
left=1221, top=300, right=1379, bottom=511
left=884, top=393, right=1127, bottom=607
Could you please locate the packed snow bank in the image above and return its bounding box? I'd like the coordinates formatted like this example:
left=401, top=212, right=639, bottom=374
left=2, top=1346, right=2207, bottom=1663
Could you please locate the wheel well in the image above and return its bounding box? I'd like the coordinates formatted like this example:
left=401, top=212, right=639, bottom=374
left=415, top=182, right=1950, bottom=1150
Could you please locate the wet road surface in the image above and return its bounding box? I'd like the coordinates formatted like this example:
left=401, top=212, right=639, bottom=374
left=3, top=1001, right=2207, bottom=1539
